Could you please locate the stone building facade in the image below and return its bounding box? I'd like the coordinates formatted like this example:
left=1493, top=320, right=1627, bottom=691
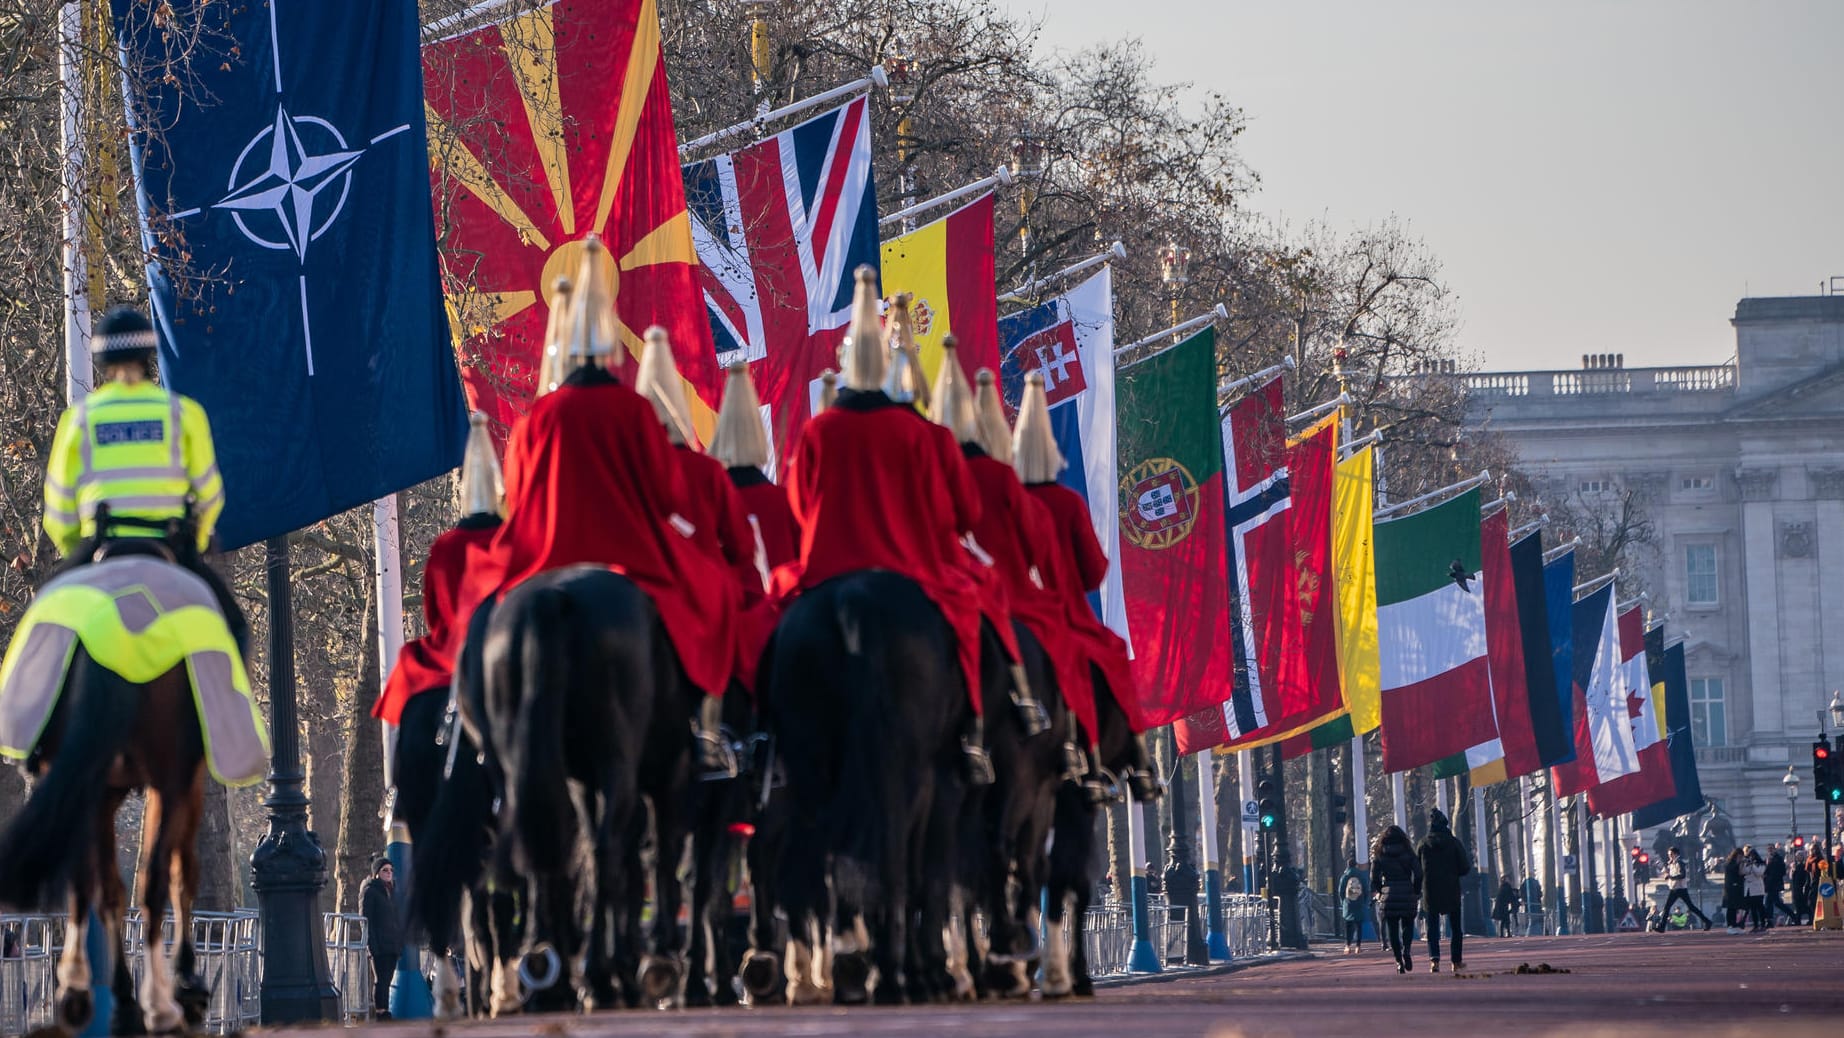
left=1465, top=295, right=1844, bottom=847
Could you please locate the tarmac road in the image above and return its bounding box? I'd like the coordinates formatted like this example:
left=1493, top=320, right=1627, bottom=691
left=325, top=929, right=1842, bottom=1037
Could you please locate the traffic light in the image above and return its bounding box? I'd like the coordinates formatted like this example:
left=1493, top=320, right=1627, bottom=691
left=1256, top=778, right=1280, bottom=831
left=1329, top=793, right=1349, bottom=828
left=1817, top=741, right=1843, bottom=804
left=1634, top=851, right=1652, bottom=883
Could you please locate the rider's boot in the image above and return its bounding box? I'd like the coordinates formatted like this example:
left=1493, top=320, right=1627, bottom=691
left=1124, top=732, right=1164, bottom=802
left=1007, top=662, right=1051, bottom=737
left=692, top=694, right=738, bottom=778
left=961, top=715, right=996, bottom=786
left=1080, top=742, right=1117, bottom=803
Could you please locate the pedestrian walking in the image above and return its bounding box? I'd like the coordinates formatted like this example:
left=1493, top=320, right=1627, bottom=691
left=1371, top=826, right=1421, bottom=974
left=1652, top=846, right=1712, bottom=932
left=1492, top=878, right=1519, bottom=937
left=1741, top=846, right=1767, bottom=932
left=1720, top=847, right=1745, bottom=934
left=1521, top=875, right=1544, bottom=935
left=1763, top=845, right=1797, bottom=926
left=360, top=857, right=402, bottom=1020
left=1789, top=848, right=1811, bottom=924
left=1337, top=856, right=1368, bottom=954
left=1416, top=809, right=1472, bottom=973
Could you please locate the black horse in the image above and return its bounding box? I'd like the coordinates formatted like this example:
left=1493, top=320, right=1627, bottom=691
left=955, top=621, right=1069, bottom=999
left=1042, top=671, right=1142, bottom=998
left=764, top=571, right=968, bottom=1005
left=476, top=564, right=700, bottom=1011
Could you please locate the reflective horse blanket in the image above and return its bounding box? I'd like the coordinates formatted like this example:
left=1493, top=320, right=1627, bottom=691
left=0, top=556, right=268, bottom=786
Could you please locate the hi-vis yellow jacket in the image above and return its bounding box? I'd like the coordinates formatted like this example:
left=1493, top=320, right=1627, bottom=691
left=42, top=381, right=223, bottom=555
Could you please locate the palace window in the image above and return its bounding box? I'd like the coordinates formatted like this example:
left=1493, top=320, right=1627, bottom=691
left=1578, top=478, right=1612, bottom=494
left=1689, top=677, right=1726, bottom=747
left=1685, top=544, right=1718, bottom=605
left=1679, top=475, right=1713, bottom=491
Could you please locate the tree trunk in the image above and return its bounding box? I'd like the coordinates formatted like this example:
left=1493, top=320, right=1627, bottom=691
left=1105, top=800, right=1127, bottom=905
left=334, top=593, right=384, bottom=913
left=194, top=781, right=239, bottom=910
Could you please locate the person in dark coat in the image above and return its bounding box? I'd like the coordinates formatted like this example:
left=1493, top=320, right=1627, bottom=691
left=1337, top=856, right=1368, bottom=954
left=1720, top=847, right=1745, bottom=933
left=1416, top=808, right=1472, bottom=972
left=1492, top=878, right=1520, bottom=937
left=1370, top=826, right=1422, bottom=974
left=1764, top=845, right=1796, bottom=926
left=359, top=857, right=403, bottom=1019
left=1790, top=848, right=1812, bottom=924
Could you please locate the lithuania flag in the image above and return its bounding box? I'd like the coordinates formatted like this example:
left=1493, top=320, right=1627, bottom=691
left=1376, top=487, right=1498, bottom=773
left=1115, top=325, right=1233, bottom=726
left=879, top=193, right=1001, bottom=387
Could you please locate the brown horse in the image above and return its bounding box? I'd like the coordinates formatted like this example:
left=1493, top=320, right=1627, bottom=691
left=0, top=631, right=209, bottom=1033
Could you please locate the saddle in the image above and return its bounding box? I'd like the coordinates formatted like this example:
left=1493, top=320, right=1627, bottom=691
left=0, top=555, right=268, bottom=786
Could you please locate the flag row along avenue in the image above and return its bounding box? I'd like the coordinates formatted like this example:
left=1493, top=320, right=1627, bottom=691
left=0, top=0, right=1834, bottom=1033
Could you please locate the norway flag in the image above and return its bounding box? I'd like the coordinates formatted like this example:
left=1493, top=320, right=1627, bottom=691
left=999, top=268, right=1129, bottom=641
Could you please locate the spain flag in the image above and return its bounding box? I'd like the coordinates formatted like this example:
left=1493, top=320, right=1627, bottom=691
left=423, top=0, right=714, bottom=436
left=878, top=193, right=1002, bottom=386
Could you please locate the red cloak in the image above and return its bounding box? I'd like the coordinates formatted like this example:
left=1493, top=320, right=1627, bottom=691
left=966, top=452, right=1090, bottom=735
left=728, top=467, right=798, bottom=692
left=372, top=517, right=499, bottom=725
left=1026, top=481, right=1146, bottom=736
left=783, top=393, right=986, bottom=713
left=449, top=370, right=736, bottom=697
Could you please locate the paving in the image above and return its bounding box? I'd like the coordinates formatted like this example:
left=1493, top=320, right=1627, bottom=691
left=317, top=929, right=1843, bottom=1037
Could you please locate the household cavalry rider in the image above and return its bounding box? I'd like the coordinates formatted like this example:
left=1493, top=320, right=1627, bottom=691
left=444, top=238, right=736, bottom=770
left=41, top=305, right=245, bottom=649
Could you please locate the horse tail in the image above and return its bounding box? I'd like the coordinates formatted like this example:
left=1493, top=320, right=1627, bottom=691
left=826, top=581, right=889, bottom=906
left=407, top=731, right=492, bottom=953
left=503, top=586, right=575, bottom=875
left=0, top=650, right=140, bottom=909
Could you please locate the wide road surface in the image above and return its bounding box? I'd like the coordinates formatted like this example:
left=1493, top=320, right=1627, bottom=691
left=340, top=929, right=1841, bottom=1037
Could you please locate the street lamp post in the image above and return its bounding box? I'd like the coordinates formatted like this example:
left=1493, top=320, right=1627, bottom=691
left=1158, top=242, right=1192, bottom=335
left=1784, top=765, right=1799, bottom=842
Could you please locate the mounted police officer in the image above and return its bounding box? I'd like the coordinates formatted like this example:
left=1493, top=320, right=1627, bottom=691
left=41, top=305, right=245, bottom=650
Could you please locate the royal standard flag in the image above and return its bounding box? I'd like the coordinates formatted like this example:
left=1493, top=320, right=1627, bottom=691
left=880, top=193, right=1001, bottom=387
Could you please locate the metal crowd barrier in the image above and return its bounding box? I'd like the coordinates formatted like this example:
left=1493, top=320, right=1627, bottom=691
left=0, top=911, right=376, bottom=1036
left=1081, top=893, right=1272, bottom=975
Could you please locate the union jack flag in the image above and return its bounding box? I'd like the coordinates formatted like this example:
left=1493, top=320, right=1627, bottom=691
left=682, top=97, right=880, bottom=457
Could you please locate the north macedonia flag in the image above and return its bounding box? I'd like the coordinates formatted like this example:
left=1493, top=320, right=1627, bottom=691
left=423, top=0, right=714, bottom=435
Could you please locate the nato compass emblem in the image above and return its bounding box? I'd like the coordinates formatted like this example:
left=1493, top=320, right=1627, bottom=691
left=160, top=2, right=409, bottom=376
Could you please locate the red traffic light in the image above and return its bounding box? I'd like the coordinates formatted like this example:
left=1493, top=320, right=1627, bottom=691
left=1637, top=853, right=1650, bottom=865
left=1820, top=746, right=1832, bottom=759
left=1794, top=836, right=1807, bottom=848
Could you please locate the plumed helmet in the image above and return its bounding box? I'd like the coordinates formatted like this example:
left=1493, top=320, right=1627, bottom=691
left=840, top=265, right=886, bottom=391
left=710, top=362, right=770, bottom=469
left=927, top=335, right=977, bottom=445
left=564, top=235, right=624, bottom=367
left=458, top=411, right=505, bottom=518
left=973, top=368, right=1014, bottom=465
left=635, top=326, right=697, bottom=447
left=815, top=368, right=839, bottom=414
left=1012, top=372, right=1065, bottom=484
left=537, top=277, right=575, bottom=396
left=92, top=306, right=157, bottom=366
left=882, top=293, right=927, bottom=406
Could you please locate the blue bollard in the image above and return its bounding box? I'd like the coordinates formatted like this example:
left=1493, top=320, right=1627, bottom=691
left=77, top=912, right=113, bottom=1038
left=386, top=833, right=434, bottom=1019
left=1202, top=867, right=1231, bottom=960
left=1126, top=801, right=1161, bottom=973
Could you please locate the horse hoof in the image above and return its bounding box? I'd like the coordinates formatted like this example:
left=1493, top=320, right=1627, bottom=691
left=56, top=987, right=94, bottom=1031
left=637, top=955, right=684, bottom=1005
left=682, top=980, right=713, bottom=1009
left=176, top=975, right=211, bottom=1027
left=1072, top=975, right=1095, bottom=998
left=832, top=952, right=872, bottom=1005
left=741, top=951, right=781, bottom=1000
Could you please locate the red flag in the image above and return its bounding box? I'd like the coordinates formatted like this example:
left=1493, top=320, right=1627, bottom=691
left=1482, top=509, right=1542, bottom=776
left=422, top=0, right=714, bottom=434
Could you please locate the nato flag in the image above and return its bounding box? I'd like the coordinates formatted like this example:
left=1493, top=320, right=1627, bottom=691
left=113, top=0, right=466, bottom=549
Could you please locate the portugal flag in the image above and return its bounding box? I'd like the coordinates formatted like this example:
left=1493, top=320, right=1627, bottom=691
left=1115, top=326, right=1232, bottom=726
left=422, top=0, right=713, bottom=434
left=880, top=194, right=1001, bottom=389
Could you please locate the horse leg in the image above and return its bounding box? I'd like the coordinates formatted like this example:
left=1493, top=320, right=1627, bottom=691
left=639, top=787, right=689, bottom=1007
left=135, top=789, right=185, bottom=1033
left=168, top=765, right=210, bottom=1026
left=777, top=812, right=828, bottom=1006
left=681, top=784, right=715, bottom=1008
left=739, top=789, right=784, bottom=1004
left=583, top=765, right=637, bottom=1011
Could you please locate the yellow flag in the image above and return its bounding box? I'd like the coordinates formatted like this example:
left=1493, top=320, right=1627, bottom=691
left=1333, top=445, right=1381, bottom=735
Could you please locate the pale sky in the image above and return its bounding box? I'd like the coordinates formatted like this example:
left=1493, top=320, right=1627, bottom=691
left=999, top=0, right=1844, bottom=371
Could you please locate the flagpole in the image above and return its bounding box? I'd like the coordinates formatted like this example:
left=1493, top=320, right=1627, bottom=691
left=1197, top=748, right=1231, bottom=959
left=59, top=0, right=91, bottom=402
left=1114, top=304, right=1227, bottom=364
left=1519, top=775, right=1537, bottom=933
left=1285, top=392, right=1351, bottom=426
left=1217, top=356, right=1295, bottom=399
left=679, top=66, right=889, bottom=156
left=1509, top=514, right=1550, bottom=539
left=1126, top=798, right=1161, bottom=972
left=1237, top=749, right=1258, bottom=893
left=1373, top=469, right=1492, bottom=521
left=997, top=241, right=1126, bottom=304
left=1542, top=537, right=1582, bottom=563
left=878, top=166, right=1014, bottom=230
left=1572, top=569, right=1620, bottom=600
left=1339, top=428, right=1384, bottom=457
left=1481, top=491, right=1516, bottom=514
left=1392, top=772, right=1408, bottom=830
